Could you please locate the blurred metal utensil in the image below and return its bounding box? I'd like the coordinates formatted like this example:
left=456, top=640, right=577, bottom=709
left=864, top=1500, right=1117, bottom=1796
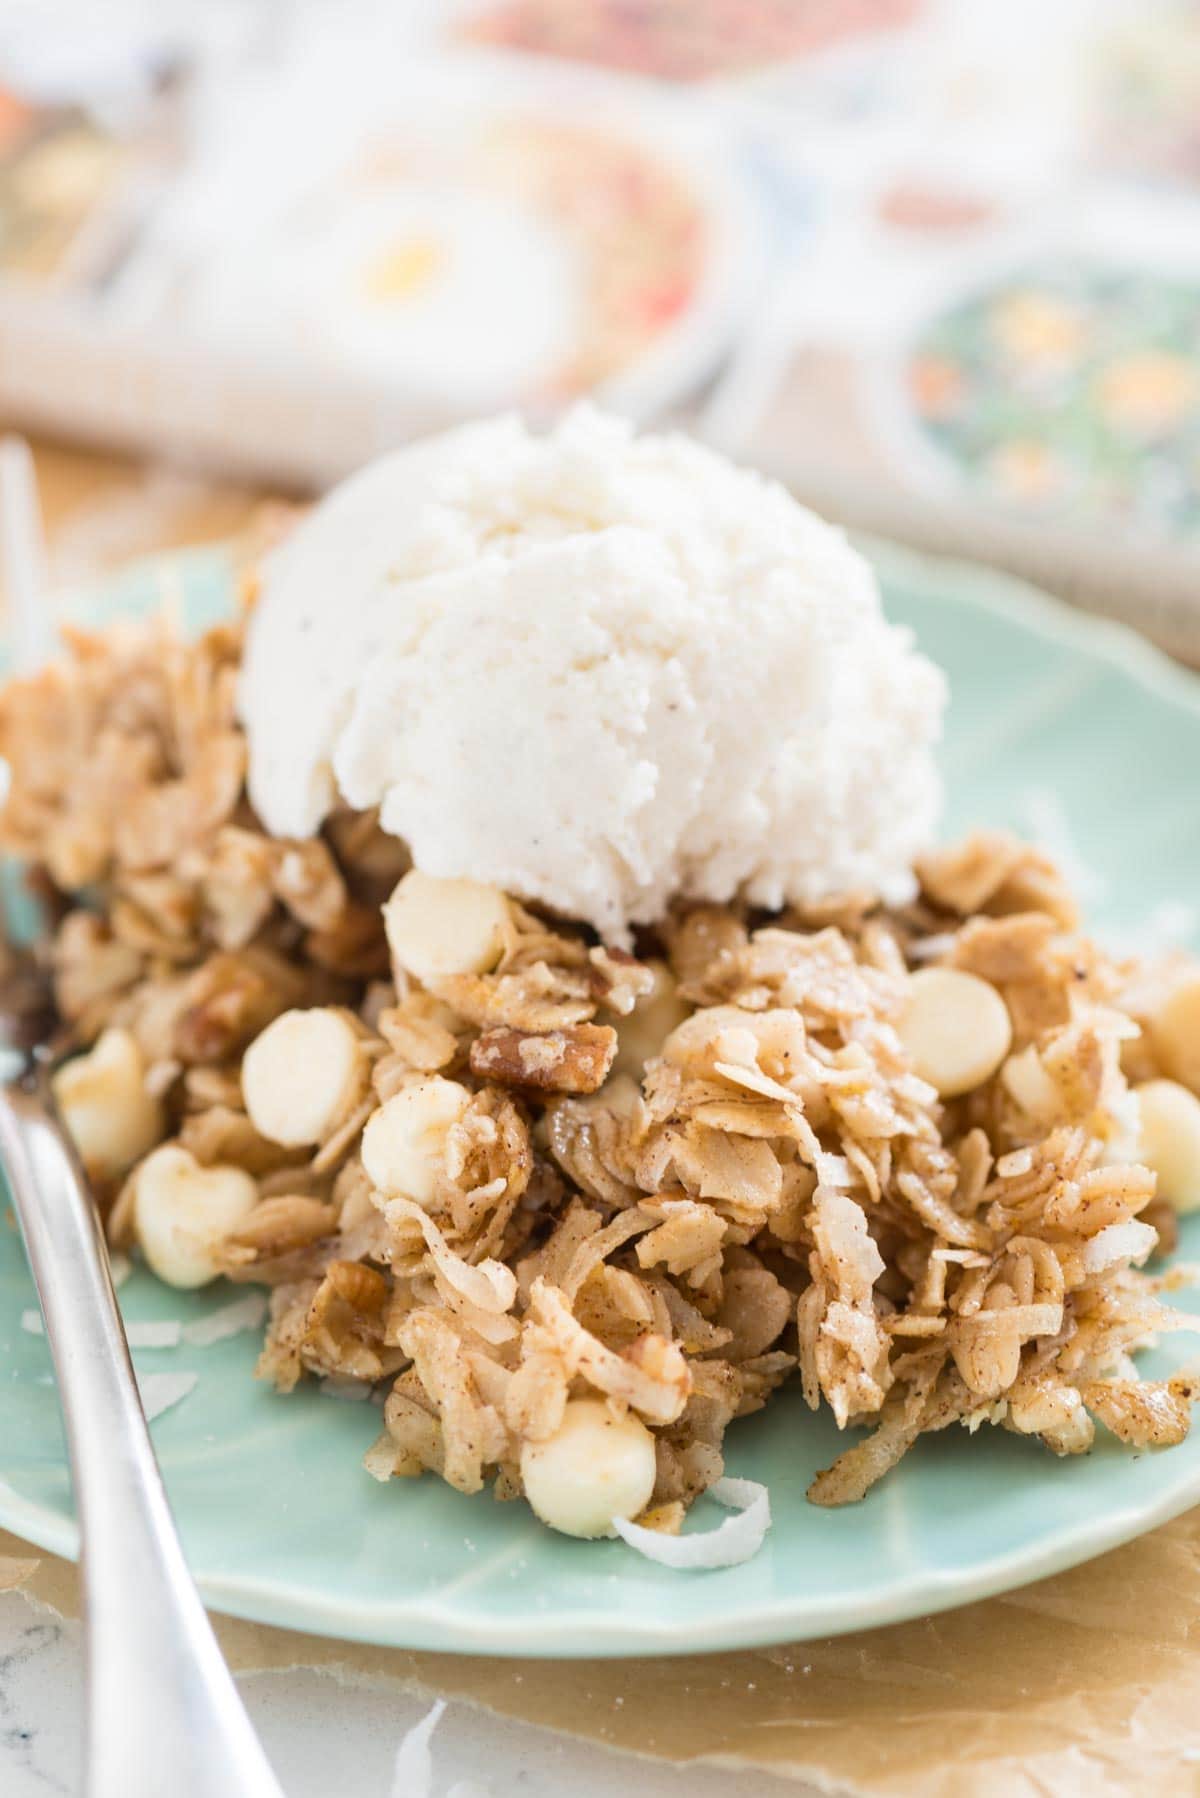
left=0, top=442, right=284, bottom=1796
left=0, top=972, right=286, bottom=1798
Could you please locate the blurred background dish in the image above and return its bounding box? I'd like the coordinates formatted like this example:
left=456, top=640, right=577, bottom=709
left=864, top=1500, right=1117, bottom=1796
left=0, top=30, right=762, bottom=484
left=2, top=10, right=1200, bottom=1793
left=0, top=0, right=1198, bottom=646
left=452, top=0, right=925, bottom=85
left=175, top=57, right=758, bottom=424
left=880, top=189, right=1200, bottom=545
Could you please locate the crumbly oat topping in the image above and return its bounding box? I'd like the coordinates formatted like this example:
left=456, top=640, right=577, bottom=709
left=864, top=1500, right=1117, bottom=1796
left=3, top=616, right=1198, bottom=1529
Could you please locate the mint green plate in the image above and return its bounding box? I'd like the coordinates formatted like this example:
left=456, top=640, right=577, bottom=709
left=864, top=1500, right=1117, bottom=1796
left=2, top=540, right=1199, bottom=1657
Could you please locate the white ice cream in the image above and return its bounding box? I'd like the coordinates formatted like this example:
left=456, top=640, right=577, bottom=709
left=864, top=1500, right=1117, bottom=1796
left=241, top=409, right=945, bottom=941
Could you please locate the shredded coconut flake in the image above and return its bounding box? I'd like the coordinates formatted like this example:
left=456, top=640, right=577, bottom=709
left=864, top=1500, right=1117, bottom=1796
left=613, top=1476, right=771, bottom=1569
left=136, top=1370, right=198, bottom=1422
left=390, top=1700, right=446, bottom=1798
left=125, top=1319, right=182, bottom=1349
left=108, top=1252, right=133, bottom=1290
left=319, top=1376, right=374, bottom=1402
left=1083, top=1220, right=1158, bottom=1275
left=181, top=1292, right=268, bottom=1347
left=20, top=1309, right=43, bottom=1336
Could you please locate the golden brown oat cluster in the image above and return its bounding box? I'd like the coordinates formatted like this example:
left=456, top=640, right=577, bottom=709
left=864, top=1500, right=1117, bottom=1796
left=2, top=616, right=1196, bottom=1531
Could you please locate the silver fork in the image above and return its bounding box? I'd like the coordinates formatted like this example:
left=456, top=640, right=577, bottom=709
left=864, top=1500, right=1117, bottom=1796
left=0, top=969, right=286, bottom=1798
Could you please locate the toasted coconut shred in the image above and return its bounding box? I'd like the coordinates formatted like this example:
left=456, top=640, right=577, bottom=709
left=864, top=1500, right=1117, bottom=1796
left=614, top=1476, right=771, bottom=1568
left=3, top=614, right=1199, bottom=1559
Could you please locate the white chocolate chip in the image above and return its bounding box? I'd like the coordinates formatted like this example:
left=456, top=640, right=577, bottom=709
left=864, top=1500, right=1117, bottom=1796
left=583, top=1072, right=642, bottom=1121
left=242, top=1007, right=368, bottom=1147
left=520, top=1398, right=657, bottom=1539
left=900, top=967, right=1013, bottom=1098
left=1136, top=1079, right=1200, bottom=1215
left=383, top=871, right=511, bottom=986
left=1001, top=1044, right=1061, bottom=1120
left=613, top=960, right=690, bottom=1081
left=134, top=1145, right=259, bottom=1288
left=52, top=1028, right=165, bottom=1183
left=1147, top=972, right=1200, bottom=1095
left=360, top=1076, right=470, bottom=1206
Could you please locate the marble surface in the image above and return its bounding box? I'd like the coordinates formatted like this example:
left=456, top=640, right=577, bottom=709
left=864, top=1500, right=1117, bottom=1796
left=0, top=1589, right=818, bottom=1798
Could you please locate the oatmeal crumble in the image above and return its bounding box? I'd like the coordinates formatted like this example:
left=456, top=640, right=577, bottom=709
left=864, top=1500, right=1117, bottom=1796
left=3, top=614, right=1199, bottom=1535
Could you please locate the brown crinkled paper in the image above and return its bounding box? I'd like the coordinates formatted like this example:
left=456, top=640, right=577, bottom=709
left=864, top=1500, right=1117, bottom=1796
left=5, top=1516, right=1200, bottom=1795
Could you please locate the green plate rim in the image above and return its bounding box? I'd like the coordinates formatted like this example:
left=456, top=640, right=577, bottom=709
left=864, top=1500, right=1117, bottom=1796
left=4, top=533, right=1200, bottom=1657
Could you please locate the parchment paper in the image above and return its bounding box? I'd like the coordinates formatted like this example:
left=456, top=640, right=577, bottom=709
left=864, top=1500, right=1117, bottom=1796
left=5, top=1511, right=1199, bottom=1797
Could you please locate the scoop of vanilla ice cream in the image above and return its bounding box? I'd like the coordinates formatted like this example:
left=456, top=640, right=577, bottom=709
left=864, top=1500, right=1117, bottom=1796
left=241, top=409, right=945, bottom=941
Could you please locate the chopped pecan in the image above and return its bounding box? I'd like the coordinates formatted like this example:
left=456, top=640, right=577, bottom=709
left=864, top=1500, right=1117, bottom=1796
left=52, top=911, right=145, bottom=1028
left=178, top=1103, right=309, bottom=1177
left=116, top=730, right=246, bottom=871
left=469, top=1022, right=617, bottom=1094
left=304, top=903, right=390, bottom=978
left=436, top=965, right=594, bottom=1031
left=587, top=944, right=655, bottom=1016
left=272, top=837, right=348, bottom=933
left=665, top=905, right=748, bottom=994
left=172, top=948, right=305, bottom=1064
left=185, top=826, right=276, bottom=949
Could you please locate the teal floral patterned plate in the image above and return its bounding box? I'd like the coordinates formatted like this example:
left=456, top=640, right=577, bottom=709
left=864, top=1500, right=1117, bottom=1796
left=1, top=538, right=1199, bottom=1657
left=905, top=258, right=1200, bottom=539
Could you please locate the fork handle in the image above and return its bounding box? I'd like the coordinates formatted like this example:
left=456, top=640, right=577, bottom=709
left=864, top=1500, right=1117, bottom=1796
left=0, top=1081, right=285, bottom=1798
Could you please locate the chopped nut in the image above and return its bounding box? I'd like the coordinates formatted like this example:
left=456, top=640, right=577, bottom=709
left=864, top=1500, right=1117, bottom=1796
left=272, top=837, right=348, bottom=932
left=303, top=902, right=390, bottom=978
left=302, top=1260, right=397, bottom=1382
left=587, top=945, right=655, bottom=1016
left=470, top=1023, right=617, bottom=1093
left=187, top=826, right=276, bottom=949
left=173, top=951, right=304, bottom=1065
